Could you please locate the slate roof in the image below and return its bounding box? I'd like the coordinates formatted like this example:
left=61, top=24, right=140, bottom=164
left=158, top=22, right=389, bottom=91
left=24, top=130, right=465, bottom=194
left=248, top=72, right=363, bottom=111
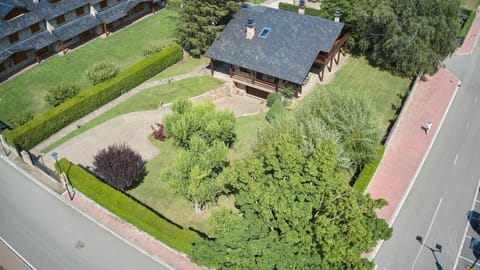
left=95, top=1, right=131, bottom=24
left=53, top=14, right=101, bottom=40
left=30, top=0, right=88, bottom=20
left=204, top=5, right=344, bottom=84
left=9, top=30, right=57, bottom=52
left=0, top=0, right=41, bottom=38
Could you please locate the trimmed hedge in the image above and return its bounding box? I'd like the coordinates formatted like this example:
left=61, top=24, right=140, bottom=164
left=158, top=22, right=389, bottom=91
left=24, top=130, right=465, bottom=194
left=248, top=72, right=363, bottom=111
left=5, top=44, right=183, bottom=150
left=458, top=8, right=476, bottom=41
left=279, top=2, right=323, bottom=17
left=353, top=145, right=385, bottom=193
left=266, top=92, right=281, bottom=107
left=58, top=158, right=199, bottom=254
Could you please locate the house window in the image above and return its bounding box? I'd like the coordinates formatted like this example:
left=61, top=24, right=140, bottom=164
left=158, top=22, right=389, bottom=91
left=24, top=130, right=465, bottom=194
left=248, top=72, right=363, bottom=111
left=8, top=32, right=19, bottom=44
left=56, top=14, right=65, bottom=25
left=0, top=63, right=5, bottom=73
left=75, top=7, right=85, bottom=16
left=100, top=0, right=108, bottom=9
left=30, top=23, right=40, bottom=33
left=133, top=3, right=144, bottom=13
left=239, top=67, right=249, bottom=73
left=12, top=51, right=28, bottom=65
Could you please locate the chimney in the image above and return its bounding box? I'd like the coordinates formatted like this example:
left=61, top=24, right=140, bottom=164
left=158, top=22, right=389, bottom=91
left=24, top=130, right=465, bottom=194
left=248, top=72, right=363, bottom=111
left=334, top=8, right=342, bottom=22
left=298, top=0, right=305, bottom=14
left=245, top=18, right=255, bottom=40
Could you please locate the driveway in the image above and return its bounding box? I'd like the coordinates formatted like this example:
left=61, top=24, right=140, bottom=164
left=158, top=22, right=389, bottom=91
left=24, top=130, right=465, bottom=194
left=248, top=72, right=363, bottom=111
left=45, top=95, right=266, bottom=169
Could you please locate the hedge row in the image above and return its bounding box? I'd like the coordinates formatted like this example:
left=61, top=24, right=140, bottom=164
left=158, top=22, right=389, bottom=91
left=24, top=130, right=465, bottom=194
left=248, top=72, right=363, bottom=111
left=353, top=145, right=385, bottom=193
left=5, top=44, right=183, bottom=150
left=58, top=158, right=199, bottom=254
left=279, top=2, right=323, bottom=18
left=458, top=8, right=476, bottom=41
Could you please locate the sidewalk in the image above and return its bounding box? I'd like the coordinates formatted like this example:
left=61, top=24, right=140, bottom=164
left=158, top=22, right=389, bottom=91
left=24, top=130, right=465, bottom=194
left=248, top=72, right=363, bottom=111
left=366, top=68, right=459, bottom=224
left=456, top=8, right=480, bottom=55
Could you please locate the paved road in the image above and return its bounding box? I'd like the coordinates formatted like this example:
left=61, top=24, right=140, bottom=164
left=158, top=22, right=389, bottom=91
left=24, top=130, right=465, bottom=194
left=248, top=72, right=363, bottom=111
left=374, top=40, right=480, bottom=268
left=0, top=157, right=172, bottom=270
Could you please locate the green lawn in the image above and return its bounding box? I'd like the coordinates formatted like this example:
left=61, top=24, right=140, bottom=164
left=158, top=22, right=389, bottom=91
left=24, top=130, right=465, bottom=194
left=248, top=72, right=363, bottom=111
left=463, top=0, right=480, bottom=9
left=42, top=76, right=223, bottom=152
left=148, top=56, right=210, bottom=81
left=0, top=9, right=179, bottom=126
left=129, top=112, right=267, bottom=234
left=314, top=56, right=410, bottom=131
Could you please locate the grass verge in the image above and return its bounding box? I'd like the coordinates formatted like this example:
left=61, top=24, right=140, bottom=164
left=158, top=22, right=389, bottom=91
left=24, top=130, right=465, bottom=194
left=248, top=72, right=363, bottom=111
left=42, top=76, right=223, bottom=152
left=58, top=158, right=199, bottom=254
left=148, top=56, right=209, bottom=81
left=459, top=8, right=476, bottom=41
left=353, top=146, right=385, bottom=193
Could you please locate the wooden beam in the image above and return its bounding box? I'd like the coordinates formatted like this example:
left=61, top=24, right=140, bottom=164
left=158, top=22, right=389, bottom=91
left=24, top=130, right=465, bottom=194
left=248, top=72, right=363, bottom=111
left=59, top=40, right=65, bottom=54
left=151, top=2, right=155, bottom=13
left=251, top=71, right=255, bottom=84
left=336, top=49, right=341, bottom=64
left=320, top=66, right=325, bottom=81
left=103, top=23, right=108, bottom=36
left=36, top=54, right=40, bottom=63
left=328, top=56, right=333, bottom=72
left=229, top=65, right=233, bottom=77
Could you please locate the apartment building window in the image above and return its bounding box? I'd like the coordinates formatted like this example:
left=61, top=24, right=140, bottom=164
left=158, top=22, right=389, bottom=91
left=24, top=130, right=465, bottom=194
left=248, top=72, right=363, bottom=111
left=100, top=0, right=108, bottom=9
left=0, top=63, right=5, bottom=73
left=30, top=23, right=40, bottom=33
left=76, top=7, right=85, bottom=16
left=8, top=32, right=19, bottom=44
left=12, top=51, right=28, bottom=65
left=56, top=14, right=65, bottom=25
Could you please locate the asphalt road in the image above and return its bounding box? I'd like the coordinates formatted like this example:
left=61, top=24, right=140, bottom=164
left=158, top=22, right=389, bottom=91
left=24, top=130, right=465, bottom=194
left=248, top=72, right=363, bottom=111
left=0, top=157, right=172, bottom=270
left=374, top=42, right=480, bottom=269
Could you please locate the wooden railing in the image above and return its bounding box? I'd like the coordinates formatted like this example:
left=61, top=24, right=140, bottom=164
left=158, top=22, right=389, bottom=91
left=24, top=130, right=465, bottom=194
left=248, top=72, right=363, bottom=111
left=231, top=71, right=279, bottom=91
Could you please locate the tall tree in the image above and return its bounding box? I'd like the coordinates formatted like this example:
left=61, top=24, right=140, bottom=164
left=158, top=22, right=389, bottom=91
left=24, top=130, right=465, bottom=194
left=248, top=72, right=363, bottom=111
left=173, top=135, right=229, bottom=214
left=351, top=0, right=461, bottom=76
left=192, top=118, right=391, bottom=269
left=176, top=0, right=240, bottom=56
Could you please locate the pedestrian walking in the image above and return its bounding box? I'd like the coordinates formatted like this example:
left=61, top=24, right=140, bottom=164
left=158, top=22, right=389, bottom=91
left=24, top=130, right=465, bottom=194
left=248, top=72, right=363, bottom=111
left=424, top=121, right=432, bottom=135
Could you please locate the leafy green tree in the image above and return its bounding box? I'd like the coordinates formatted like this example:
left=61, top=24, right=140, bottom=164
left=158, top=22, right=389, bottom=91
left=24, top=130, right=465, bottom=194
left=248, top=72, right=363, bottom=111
left=265, top=99, right=285, bottom=122
left=172, top=135, right=229, bottom=214
left=192, top=118, right=391, bottom=269
left=296, top=89, right=381, bottom=169
left=163, top=99, right=236, bottom=148
left=176, top=0, right=240, bottom=55
left=44, top=83, right=80, bottom=107
left=351, top=0, right=461, bottom=76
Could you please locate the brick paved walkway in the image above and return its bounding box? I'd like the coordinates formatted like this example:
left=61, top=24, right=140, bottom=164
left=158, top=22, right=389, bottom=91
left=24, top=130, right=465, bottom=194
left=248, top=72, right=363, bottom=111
left=366, top=68, right=459, bottom=224
left=456, top=8, right=480, bottom=55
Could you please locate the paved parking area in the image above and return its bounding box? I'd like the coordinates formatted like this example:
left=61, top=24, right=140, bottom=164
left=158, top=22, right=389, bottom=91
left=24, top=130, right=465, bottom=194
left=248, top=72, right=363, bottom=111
left=456, top=193, right=480, bottom=270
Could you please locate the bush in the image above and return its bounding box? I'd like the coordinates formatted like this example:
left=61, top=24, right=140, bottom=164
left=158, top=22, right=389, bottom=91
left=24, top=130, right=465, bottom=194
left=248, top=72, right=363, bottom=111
left=281, top=86, right=296, bottom=99
left=45, top=83, right=80, bottom=107
left=8, top=111, right=33, bottom=129
left=86, top=62, right=119, bottom=85
left=163, top=99, right=236, bottom=148
left=265, top=99, right=285, bottom=123
left=143, top=44, right=165, bottom=57
left=152, top=123, right=167, bottom=141
left=5, top=44, right=183, bottom=150
left=266, top=92, right=281, bottom=107
left=354, top=145, right=385, bottom=193
left=458, top=8, right=475, bottom=41
left=93, top=143, right=145, bottom=190
left=57, top=158, right=199, bottom=253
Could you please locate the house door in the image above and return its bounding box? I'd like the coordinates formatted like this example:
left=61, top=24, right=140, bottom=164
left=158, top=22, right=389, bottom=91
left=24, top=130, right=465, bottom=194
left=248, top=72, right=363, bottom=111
left=246, top=86, right=269, bottom=99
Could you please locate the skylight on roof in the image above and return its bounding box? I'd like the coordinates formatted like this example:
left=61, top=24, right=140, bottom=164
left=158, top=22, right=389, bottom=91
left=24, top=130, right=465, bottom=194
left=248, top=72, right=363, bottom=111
left=258, top=27, right=270, bottom=39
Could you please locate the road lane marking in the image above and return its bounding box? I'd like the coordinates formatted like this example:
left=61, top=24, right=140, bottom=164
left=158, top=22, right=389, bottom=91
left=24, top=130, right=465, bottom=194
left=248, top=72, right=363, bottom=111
left=0, top=236, right=36, bottom=270
left=466, top=121, right=470, bottom=131
left=453, top=177, right=480, bottom=270
left=410, top=197, right=443, bottom=270
left=454, top=154, right=460, bottom=165
left=460, top=255, right=475, bottom=264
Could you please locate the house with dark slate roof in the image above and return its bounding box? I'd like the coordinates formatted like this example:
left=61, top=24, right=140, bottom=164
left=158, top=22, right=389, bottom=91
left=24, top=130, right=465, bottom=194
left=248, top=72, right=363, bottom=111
left=0, top=0, right=167, bottom=82
left=205, top=4, right=350, bottom=99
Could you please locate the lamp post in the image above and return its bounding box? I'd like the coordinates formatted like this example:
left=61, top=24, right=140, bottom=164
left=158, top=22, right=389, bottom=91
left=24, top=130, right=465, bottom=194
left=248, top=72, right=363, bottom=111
left=51, top=152, right=75, bottom=200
